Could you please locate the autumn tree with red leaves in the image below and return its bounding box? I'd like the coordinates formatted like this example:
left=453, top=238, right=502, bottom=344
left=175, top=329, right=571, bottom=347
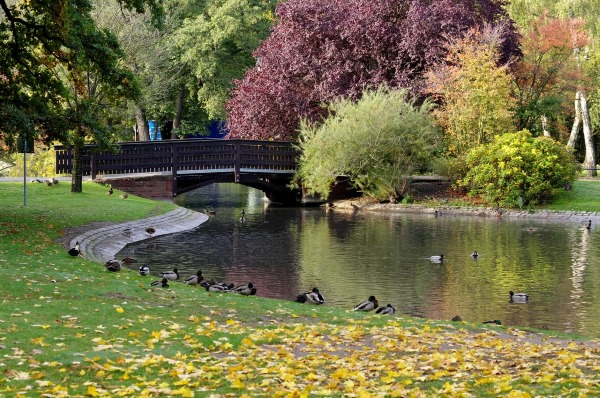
left=226, top=0, right=519, bottom=141
left=513, top=12, right=588, bottom=138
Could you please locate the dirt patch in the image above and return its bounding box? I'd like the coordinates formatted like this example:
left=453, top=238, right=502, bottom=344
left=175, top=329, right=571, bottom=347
left=56, top=221, right=117, bottom=249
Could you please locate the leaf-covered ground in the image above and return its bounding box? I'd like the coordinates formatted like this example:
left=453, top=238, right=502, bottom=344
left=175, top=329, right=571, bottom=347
left=1, top=182, right=600, bottom=397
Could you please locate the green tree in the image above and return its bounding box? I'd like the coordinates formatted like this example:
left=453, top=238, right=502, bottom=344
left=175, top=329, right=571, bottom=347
left=0, top=0, right=162, bottom=192
left=425, top=26, right=516, bottom=156
left=459, top=130, right=580, bottom=207
left=295, top=87, right=440, bottom=202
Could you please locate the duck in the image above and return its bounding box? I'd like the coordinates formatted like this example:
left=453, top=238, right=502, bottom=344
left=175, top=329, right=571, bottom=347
left=119, top=192, right=128, bottom=199
left=430, top=254, right=444, bottom=262
left=509, top=291, right=529, bottom=302
left=482, top=320, right=502, bottom=325
left=234, top=283, right=257, bottom=296
left=107, top=185, right=113, bottom=195
left=353, top=295, right=378, bottom=311
left=471, top=251, right=479, bottom=260
left=583, top=219, right=593, bottom=230
left=239, top=209, right=246, bottom=222
left=121, top=257, right=138, bottom=264
left=68, top=241, right=81, bottom=257
left=145, top=227, right=156, bottom=236
left=105, top=259, right=122, bottom=272
left=151, top=278, right=169, bottom=288
left=138, top=265, right=150, bottom=276
left=201, top=281, right=230, bottom=293
left=295, top=287, right=325, bottom=304
left=159, top=268, right=179, bottom=281
left=184, top=270, right=204, bottom=286
left=375, top=303, right=396, bottom=315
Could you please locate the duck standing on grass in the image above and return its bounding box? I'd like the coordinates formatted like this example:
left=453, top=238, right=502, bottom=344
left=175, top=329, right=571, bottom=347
left=375, top=303, right=395, bottom=315
left=353, top=295, right=378, bottom=311
left=295, top=287, right=325, bottom=304
left=138, top=265, right=150, bottom=276
left=68, top=241, right=81, bottom=257
left=151, top=278, right=169, bottom=288
left=105, top=260, right=122, bottom=272
left=159, top=268, right=179, bottom=281
left=185, top=270, right=204, bottom=286
left=234, top=283, right=257, bottom=296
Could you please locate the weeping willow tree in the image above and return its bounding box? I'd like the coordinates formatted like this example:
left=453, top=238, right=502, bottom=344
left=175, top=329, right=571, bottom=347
left=295, top=87, right=440, bottom=202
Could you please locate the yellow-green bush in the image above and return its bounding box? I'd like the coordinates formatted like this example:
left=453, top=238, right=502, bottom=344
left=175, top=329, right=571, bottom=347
left=458, top=130, right=580, bottom=208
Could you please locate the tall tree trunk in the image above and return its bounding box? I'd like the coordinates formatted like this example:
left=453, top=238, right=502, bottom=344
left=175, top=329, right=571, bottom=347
left=135, top=105, right=150, bottom=141
left=71, top=130, right=84, bottom=193
left=567, top=92, right=581, bottom=148
left=580, top=91, right=596, bottom=176
left=541, top=115, right=551, bottom=137
left=172, top=83, right=185, bottom=139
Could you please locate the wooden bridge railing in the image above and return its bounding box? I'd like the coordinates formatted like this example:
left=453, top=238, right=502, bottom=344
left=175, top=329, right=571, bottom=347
left=55, top=139, right=298, bottom=181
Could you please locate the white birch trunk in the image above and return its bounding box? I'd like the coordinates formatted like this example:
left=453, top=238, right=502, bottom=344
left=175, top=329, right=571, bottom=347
left=580, top=91, right=596, bottom=176
left=567, top=92, right=581, bottom=148
left=541, top=115, right=551, bottom=137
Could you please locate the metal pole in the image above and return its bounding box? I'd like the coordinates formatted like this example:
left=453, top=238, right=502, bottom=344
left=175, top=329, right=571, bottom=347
left=23, top=140, right=27, bottom=207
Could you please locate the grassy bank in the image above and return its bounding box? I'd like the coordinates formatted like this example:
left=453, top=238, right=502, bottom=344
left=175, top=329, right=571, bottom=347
left=1, top=182, right=600, bottom=397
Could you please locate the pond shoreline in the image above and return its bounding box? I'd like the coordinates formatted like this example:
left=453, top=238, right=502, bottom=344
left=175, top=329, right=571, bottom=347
left=332, top=198, right=600, bottom=223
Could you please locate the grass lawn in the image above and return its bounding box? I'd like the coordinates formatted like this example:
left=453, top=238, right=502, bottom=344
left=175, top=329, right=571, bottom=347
left=1, top=181, right=600, bottom=397
left=541, top=179, right=600, bottom=212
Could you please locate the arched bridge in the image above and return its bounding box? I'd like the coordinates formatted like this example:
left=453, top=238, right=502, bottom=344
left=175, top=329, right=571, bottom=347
left=54, top=139, right=306, bottom=204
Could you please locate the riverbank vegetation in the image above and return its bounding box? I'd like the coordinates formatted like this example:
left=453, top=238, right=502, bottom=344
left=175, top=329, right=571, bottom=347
left=2, top=182, right=600, bottom=396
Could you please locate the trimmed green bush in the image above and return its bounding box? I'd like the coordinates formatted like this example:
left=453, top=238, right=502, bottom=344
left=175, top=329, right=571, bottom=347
left=458, top=130, right=580, bottom=207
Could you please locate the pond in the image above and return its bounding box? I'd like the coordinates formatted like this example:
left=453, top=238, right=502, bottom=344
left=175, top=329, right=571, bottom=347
left=117, top=184, right=600, bottom=337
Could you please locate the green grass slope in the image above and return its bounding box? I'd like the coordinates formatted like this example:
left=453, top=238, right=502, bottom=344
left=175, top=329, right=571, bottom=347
left=0, top=181, right=599, bottom=397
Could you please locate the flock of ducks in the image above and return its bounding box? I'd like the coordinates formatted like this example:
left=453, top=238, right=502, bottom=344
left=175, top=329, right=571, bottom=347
left=68, top=240, right=531, bottom=314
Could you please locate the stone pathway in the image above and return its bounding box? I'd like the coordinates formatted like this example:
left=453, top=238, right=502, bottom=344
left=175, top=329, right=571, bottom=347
left=70, top=207, right=208, bottom=263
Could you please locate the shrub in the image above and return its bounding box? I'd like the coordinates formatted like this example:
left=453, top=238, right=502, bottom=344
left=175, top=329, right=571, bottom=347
left=295, top=87, right=440, bottom=202
left=8, top=145, right=57, bottom=178
left=458, top=130, right=580, bottom=207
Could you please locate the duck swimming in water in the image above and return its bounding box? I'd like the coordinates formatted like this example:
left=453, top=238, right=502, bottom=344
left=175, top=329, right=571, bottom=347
left=430, top=254, right=444, bottom=263
left=353, top=295, right=378, bottom=311
left=509, top=291, right=529, bottom=303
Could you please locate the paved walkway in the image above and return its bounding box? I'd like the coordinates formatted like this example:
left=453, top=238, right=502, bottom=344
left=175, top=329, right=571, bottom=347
left=71, top=207, right=208, bottom=263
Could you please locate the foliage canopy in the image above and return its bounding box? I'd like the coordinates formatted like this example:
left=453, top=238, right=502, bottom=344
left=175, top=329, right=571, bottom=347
left=426, top=26, right=516, bottom=156
left=226, top=0, right=519, bottom=141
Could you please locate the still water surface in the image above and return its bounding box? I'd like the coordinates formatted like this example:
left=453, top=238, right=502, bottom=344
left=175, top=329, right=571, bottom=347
left=118, top=184, right=600, bottom=337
